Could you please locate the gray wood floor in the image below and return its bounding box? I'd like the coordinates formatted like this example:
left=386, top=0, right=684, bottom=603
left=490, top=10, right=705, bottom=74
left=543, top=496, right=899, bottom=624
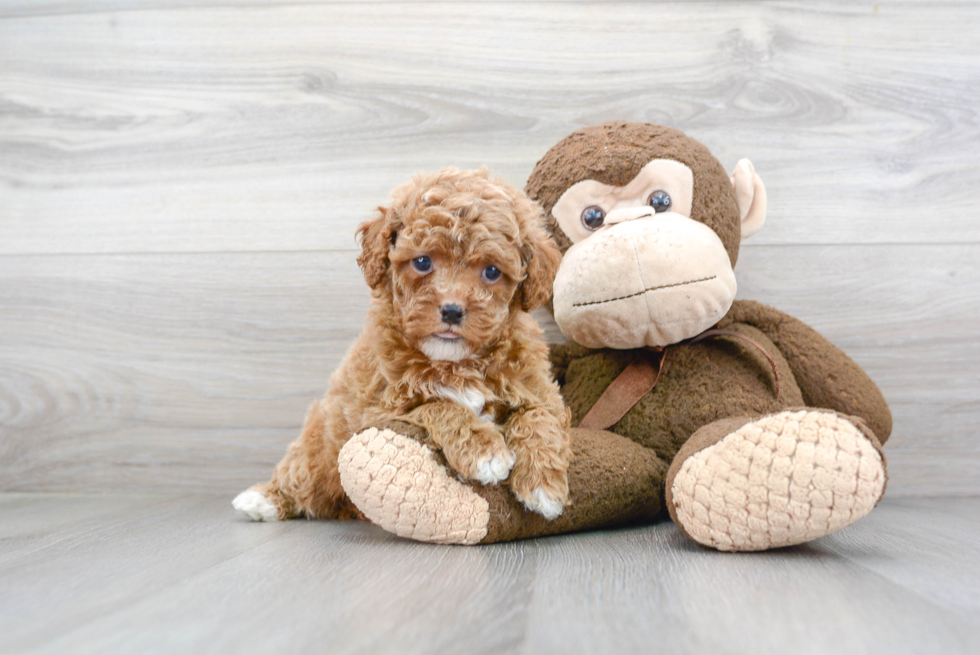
left=1, top=494, right=977, bottom=655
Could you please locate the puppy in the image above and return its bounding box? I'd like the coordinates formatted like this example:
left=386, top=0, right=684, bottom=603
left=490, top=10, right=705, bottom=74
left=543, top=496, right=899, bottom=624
left=233, top=167, right=572, bottom=523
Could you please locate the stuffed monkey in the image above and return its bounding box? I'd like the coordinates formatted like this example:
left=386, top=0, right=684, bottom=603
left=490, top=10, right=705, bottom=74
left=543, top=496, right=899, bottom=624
left=337, top=122, right=891, bottom=551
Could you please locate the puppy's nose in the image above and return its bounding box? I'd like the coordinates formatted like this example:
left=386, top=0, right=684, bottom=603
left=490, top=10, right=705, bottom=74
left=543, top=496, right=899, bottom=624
left=441, top=304, right=465, bottom=325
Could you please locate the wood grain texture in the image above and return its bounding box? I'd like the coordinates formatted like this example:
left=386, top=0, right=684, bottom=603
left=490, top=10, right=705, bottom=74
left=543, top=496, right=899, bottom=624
left=0, top=252, right=370, bottom=492
left=1, top=1, right=978, bottom=254
left=0, top=494, right=977, bottom=654
left=1, top=1, right=978, bottom=496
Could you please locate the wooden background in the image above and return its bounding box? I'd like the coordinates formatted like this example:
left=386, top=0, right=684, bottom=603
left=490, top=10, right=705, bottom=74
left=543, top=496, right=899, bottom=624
left=1, top=0, right=978, bottom=497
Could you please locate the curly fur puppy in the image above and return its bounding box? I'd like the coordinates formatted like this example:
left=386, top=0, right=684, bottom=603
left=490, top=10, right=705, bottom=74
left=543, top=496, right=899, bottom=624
left=233, top=167, right=571, bottom=523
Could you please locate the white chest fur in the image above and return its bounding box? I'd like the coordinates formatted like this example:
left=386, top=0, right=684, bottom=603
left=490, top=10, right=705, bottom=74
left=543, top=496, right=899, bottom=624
left=433, top=385, right=494, bottom=422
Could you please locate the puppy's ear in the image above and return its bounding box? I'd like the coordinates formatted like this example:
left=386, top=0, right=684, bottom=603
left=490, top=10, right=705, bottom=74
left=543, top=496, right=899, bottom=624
left=517, top=199, right=562, bottom=312
left=356, top=205, right=396, bottom=291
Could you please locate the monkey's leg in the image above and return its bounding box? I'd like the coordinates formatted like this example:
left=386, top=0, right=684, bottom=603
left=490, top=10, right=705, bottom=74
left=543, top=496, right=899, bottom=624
left=666, top=409, right=887, bottom=551
left=337, top=422, right=666, bottom=545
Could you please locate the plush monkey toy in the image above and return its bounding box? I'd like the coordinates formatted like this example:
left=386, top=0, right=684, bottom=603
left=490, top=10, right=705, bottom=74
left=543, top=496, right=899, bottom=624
left=337, top=122, right=892, bottom=551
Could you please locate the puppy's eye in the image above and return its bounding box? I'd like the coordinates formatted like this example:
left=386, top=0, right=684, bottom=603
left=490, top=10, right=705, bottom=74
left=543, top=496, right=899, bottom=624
left=648, top=190, right=671, bottom=213
left=581, top=206, right=605, bottom=231
left=412, top=256, right=432, bottom=273
left=482, top=265, right=502, bottom=283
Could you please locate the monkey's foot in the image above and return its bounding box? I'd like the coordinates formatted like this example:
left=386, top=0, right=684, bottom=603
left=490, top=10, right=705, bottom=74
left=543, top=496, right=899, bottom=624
left=338, top=428, right=490, bottom=545
left=666, top=409, right=887, bottom=552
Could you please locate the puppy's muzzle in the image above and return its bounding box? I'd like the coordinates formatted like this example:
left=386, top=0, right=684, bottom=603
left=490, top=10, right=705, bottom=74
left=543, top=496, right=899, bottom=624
left=440, top=304, right=465, bottom=325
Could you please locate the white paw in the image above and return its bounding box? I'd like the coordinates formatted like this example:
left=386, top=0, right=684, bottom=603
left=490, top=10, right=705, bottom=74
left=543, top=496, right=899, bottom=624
left=522, top=487, right=565, bottom=520
left=232, top=490, right=279, bottom=522
left=473, top=450, right=517, bottom=485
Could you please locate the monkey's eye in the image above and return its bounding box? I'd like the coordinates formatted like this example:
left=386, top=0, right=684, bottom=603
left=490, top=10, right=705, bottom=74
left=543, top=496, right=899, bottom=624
left=581, top=206, right=605, bottom=231
left=648, top=191, right=672, bottom=213
left=412, top=256, right=432, bottom=273
left=482, top=265, right=502, bottom=283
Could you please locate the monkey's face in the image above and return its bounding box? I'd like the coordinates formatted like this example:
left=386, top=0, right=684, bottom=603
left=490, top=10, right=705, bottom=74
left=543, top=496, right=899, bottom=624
left=531, top=124, right=766, bottom=350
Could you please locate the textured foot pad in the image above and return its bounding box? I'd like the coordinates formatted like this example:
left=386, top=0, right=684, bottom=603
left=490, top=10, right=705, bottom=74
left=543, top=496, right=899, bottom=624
left=669, top=410, right=886, bottom=551
left=338, top=428, right=490, bottom=545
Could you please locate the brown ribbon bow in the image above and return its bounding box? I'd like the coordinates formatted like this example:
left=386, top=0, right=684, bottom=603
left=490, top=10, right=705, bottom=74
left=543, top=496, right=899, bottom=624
left=576, top=329, right=781, bottom=431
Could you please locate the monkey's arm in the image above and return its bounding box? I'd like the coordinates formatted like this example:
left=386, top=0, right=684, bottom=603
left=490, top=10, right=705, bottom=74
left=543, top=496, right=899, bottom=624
left=724, top=300, right=892, bottom=443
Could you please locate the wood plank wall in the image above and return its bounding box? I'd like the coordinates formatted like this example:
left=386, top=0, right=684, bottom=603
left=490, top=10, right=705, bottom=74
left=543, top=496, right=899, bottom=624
left=1, top=1, right=978, bottom=495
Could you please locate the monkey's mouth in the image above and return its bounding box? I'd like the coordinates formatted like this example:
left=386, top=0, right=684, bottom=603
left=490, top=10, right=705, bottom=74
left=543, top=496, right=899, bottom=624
left=572, top=276, right=717, bottom=308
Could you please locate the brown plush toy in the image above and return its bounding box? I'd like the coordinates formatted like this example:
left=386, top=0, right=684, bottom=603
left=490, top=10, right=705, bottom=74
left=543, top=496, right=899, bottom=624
left=336, top=122, right=891, bottom=551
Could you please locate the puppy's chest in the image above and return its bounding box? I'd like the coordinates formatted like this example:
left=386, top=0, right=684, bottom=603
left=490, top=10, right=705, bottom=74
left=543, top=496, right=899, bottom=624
left=431, top=384, right=508, bottom=423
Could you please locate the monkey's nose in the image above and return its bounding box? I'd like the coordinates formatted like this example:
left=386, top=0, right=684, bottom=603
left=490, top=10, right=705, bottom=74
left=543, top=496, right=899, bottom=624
left=441, top=304, right=465, bottom=325
left=604, top=205, right=657, bottom=226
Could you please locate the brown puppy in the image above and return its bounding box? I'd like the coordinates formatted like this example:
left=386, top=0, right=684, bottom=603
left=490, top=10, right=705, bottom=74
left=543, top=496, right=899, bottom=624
left=233, top=167, right=571, bottom=522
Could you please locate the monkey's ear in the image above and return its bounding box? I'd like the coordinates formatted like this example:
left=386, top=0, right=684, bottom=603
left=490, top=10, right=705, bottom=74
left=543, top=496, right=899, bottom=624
left=356, top=205, right=396, bottom=291
left=518, top=202, right=562, bottom=312
left=730, top=159, right=767, bottom=239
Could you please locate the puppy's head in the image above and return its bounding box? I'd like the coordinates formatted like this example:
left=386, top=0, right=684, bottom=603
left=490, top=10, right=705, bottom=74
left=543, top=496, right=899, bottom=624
left=357, top=167, right=559, bottom=362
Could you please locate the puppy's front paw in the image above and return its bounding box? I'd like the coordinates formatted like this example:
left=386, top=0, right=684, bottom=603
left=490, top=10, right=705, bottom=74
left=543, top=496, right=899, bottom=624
left=441, top=424, right=515, bottom=485
left=509, top=458, right=569, bottom=520
left=474, top=449, right=517, bottom=485
left=526, top=487, right=566, bottom=520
